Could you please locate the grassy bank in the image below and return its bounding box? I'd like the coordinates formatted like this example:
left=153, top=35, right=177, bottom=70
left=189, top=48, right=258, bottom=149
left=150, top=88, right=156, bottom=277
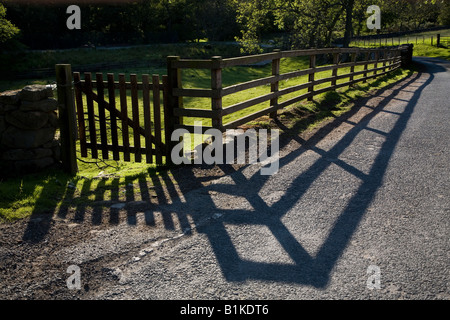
left=350, top=28, right=450, bottom=61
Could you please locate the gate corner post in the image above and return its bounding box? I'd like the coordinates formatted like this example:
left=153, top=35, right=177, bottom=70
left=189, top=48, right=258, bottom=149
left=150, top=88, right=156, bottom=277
left=55, top=64, right=78, bottom=175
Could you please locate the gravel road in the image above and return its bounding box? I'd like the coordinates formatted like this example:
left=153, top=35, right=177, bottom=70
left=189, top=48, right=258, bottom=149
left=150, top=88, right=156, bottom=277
left=1, top=57, right=448, bottom=301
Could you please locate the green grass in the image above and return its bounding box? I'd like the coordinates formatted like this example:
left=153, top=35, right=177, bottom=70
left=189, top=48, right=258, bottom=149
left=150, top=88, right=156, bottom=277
left=350, top=28, right=450, bottom=61
left=0, top=43, right=413, bottom=223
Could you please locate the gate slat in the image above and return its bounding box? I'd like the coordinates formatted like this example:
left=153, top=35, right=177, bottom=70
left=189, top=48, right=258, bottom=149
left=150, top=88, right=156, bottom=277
left=96, top=73, right=109, bottom=159
left=107, top=73, right=120, bottom=161
left=73, top=72, right=87, bottom=157
left=119, top=74, right=130, bottom=162
left=152, top=74, right=162, bottom=164
left=130, top=74, right=141, bottom=162
left=162, top=75, right=170, bottom=159
left=85, top=72, right=98, bottom=159
left=142, top=74, right=153, bottom=164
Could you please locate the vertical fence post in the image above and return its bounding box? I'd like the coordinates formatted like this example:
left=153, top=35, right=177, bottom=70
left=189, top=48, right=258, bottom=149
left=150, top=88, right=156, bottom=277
left=374, top=50, right=379, bottom=76
left=270, top=49, right=281, bottom=119
left=55, top=64, right=78, bottom=175
left=363, top=51, right=369, bottom=83
left=437, top=34, right=440, bottom=47
left=307, top=54, right=316, bottom=101
left=211, top=56, right=223, bottom=130
left=332, top=52, right=339, bottom=87
left=167, top=56, right=182, bottom=161
left=431, top=36, right=433, bottom=46
left=349, top=51, right=357, bottom=85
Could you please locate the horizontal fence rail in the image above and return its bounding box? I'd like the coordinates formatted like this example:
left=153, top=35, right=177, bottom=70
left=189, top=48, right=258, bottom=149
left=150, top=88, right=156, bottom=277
left=167, top=45, right=409, bottom=132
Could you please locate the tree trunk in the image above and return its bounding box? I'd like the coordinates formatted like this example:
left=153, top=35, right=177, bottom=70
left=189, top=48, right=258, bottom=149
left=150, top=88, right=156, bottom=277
left=342, top=0, right=355, bottom=48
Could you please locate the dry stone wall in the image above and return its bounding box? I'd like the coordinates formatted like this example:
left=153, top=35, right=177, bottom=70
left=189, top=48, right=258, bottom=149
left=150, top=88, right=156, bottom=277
left=0, top=85, right=61, bottom=176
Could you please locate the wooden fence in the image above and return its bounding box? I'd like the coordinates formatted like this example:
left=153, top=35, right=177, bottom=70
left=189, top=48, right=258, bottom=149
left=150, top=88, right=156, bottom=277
left=56, top=44, right=411, bottom=173
left=166, top=45, right=406, bottom=134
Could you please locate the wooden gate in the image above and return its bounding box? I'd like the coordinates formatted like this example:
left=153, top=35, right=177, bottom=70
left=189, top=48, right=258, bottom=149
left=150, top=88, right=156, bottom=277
left=73, top=72, right=170, bottom=165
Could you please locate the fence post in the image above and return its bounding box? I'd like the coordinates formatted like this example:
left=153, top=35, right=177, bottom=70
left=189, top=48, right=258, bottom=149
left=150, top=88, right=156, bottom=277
left=55, top=64, right=78, bottom=175
left=437, top=34, right=440, bottom=47
left=307, top=54, right=316, bottom=101
left=363, top=51, right=369, bottom=83
left=374, top=50, right=379, bottom=76
left=349, top=51, right=357, bottom=85
left=167, top=56, right=182, bottom=160
left=270, top=49, right=281, bottom=119
left=211, top=56, right=223, bottom=130
left=431, top=36, right=433, bottom=46
left=332, top=52, right=339, bottom=87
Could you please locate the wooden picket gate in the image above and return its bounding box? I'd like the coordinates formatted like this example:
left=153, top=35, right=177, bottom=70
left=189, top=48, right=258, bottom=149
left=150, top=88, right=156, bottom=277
left=72, top=72, right=170, bottom=165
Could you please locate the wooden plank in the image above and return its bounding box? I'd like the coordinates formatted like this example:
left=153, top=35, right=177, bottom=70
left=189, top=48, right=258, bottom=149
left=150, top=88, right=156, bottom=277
left=162, top=75, right=171, bottom=158
left=277, top=82, right=311, bottom=97
left=278, top=68, right=315, bottom=81
left=349, top=52, right=357, bottom=83
left=118, top=74, right=130, bottom=162
left=85, top=142, right=158, bottom=156
left=221, top=52, right=280, bottom=68
left=281, top=48, right=340, bottom=58
left=153, top=74, right=163, bottom=164
left=308, top=55, right=316, bottom=101
left=221, top=92, right=278, bottom=116
left=85, top=81, right=156, bottom=91
left=107, top=73, right=120, bottom=161
left=55, top=65, right=78, bottom=174
left=222, top=75, right=278, bottom=96
left=96, top=73, right=109, bottom=159
left=130, top=74, right=141, bottom=162
left=270, top=50, right=280, bottom=119
left=173, top=108, right=218, bottom=118
left=173, top=88, right=219, bottom=98
left=84, top=72, right=98, bottom=159
left=142, top=74, right=153, bottom=164
left=363, top=51, right=370, bottom=83
left=332, top=52, right=339, bottom=86
left=73, top=72, right=87, bottom=158
left=223, top=103, right=284, bottom=130
left=211, top=56, right=223, bottom=129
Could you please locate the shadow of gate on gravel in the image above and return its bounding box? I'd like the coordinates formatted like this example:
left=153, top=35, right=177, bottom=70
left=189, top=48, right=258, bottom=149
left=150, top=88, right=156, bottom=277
left=166, top=63, right=440, bottom=287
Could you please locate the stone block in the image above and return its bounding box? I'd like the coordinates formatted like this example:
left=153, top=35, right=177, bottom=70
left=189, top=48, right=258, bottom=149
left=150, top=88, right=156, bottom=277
left=0, top=90, right=20, bottom=105
left=20, top=98, right=58, bottom=112
left=47, top=111, right=59, bottom=128
left=1, top=126, right=56, bottom=149
left=5, top=110, right=49, bottom=130
left=19, top=85, right=53, bottom=102
left=0, top=104, right=19, bottom=114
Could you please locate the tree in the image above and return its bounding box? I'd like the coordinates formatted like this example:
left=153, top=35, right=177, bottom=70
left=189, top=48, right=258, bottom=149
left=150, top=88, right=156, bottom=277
left=0, top=3, right=19, bottom=45
left=234, top=0, right=357, bottom=52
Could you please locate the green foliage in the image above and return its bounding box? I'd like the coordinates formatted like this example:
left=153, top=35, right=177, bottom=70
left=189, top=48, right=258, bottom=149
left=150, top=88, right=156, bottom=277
left=0, top=3, right=19, bottom=44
